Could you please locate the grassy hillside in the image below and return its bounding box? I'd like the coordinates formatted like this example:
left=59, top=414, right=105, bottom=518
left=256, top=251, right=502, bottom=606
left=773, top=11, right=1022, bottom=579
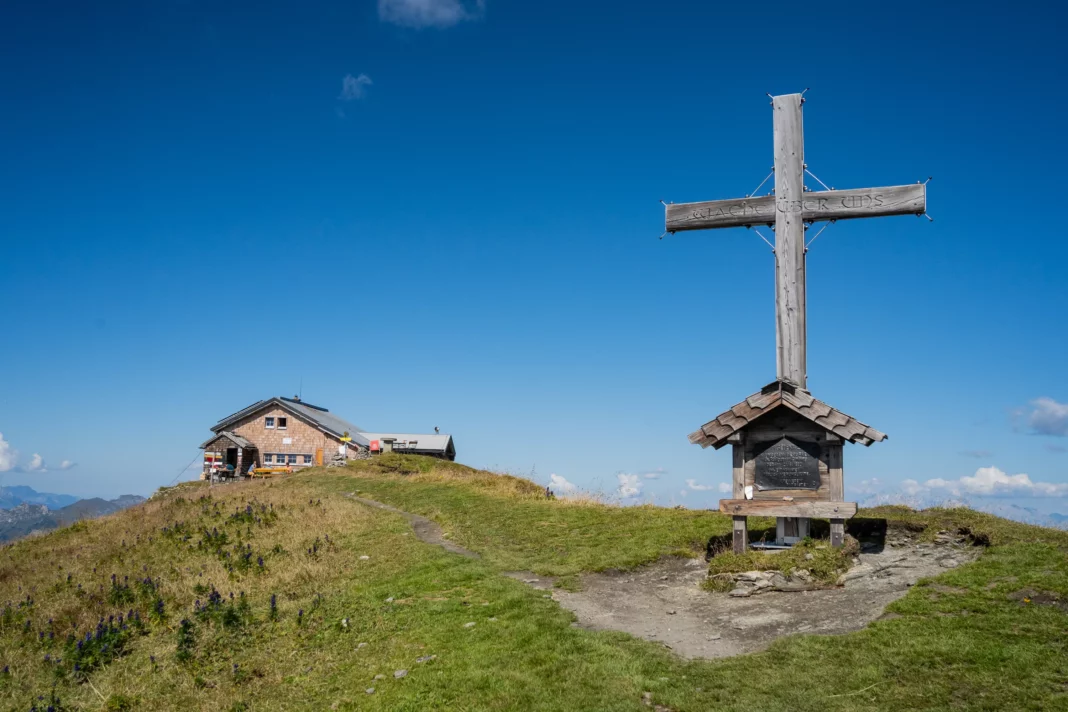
left=1, top=455, right=1066, bottom=711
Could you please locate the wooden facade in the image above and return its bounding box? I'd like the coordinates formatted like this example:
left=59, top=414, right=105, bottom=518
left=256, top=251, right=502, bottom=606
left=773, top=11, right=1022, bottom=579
left=224, top=405, right=363, bottom=468
left=199, top=398, right=368, bottom=478
left=199, top=396, right=457, bottom=479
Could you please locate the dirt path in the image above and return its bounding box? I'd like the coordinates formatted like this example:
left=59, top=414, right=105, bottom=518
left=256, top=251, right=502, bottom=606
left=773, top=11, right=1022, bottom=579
left=348, top=495, right=479, bottom=559
left=350, top=494, right=978, bottom=659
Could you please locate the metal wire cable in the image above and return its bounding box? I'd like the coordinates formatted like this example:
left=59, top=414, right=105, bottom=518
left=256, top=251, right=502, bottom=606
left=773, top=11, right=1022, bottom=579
left=804, top=167, right=832, bottom=192
left=753, top=228, right=775, bottom=251
left=165, top=452, right=205, bottom=487
left=748, top=170, right=774, bottom=198
left=805, top=221, right=833, bottom=248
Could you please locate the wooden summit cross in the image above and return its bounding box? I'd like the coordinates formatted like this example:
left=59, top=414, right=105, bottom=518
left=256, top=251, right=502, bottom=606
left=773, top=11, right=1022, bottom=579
left=670, top=93, right=926, bottom=552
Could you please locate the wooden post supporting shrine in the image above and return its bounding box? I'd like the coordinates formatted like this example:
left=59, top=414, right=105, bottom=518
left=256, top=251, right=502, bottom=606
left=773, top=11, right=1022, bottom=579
left=731, top=435, right=747, bottom=552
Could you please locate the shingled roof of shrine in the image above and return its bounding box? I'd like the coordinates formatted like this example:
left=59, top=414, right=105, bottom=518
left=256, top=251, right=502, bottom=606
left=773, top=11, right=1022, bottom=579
left=688, top=380, right=888, bottom=450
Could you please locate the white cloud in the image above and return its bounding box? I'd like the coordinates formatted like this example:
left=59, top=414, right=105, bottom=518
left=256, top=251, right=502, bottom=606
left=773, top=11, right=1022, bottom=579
left=378, top=0, right=484, bottom=29
left=678, top=489, right=688, bottom=498
left=642, top=467, right=666, bottom=480
left=0, top=433, right=15, bottom=472
left=616, top=473, right=642, bottom=499
left=685, top=479, right=714, bottom=491
left=338, top=73, right=373, bottom=101
left=24, top=453, right=46, bottom=472
left=895, top=467, right=1068, bottom=499
left=1021, top=397, right=1068, bottom=436
left=900, top=479, right=926, bottom=496
left=717, top=482, right=732, bottom=494
left=548, top=473, right=576, bottom=494
left=58, top=460, right=76, bottom=470
left=924, top=466, right=1068, bottom=498
left=852, top=478, right=884, bottom=496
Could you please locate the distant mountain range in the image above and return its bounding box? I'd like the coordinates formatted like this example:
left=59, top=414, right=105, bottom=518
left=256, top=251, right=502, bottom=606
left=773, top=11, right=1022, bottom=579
left=0, top=485, right=79, bottom=510
left=0, top=486, right=144, bottom=542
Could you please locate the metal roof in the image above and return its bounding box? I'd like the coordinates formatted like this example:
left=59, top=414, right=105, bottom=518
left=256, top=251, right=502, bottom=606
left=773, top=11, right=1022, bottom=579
left=688, top=380, right=887, bottom=449
left=281, top=399, right=369, bottom=446
left=211, top=397, right=369, bottom=447
left=206, top=398, right=455, bottom=454
left=359, top=433, right=454, bottom=454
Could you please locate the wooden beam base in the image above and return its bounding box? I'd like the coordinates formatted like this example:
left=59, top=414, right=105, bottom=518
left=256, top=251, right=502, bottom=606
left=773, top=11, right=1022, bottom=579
left=733, top=516, right=748, bottom=553
left=830, top=519, right=845, bottom=548
left=719, top=499, right=857, bottom=519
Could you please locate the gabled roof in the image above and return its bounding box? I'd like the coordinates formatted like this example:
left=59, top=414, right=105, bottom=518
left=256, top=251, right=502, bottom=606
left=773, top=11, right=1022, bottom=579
left=688, top=380, right=887, bottom=450
left=200, top=431, right=254, bottom=450
left=211, top=397, right=369, bottom=447
left=360, top=433, right=455, bottom=454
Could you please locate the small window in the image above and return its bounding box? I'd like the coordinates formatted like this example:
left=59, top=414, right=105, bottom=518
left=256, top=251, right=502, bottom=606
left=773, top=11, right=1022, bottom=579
left=264, top=454, right=273, bottom=464
left=265, top=417, right=275, bottom=429
left=287, top=454, right=297, bottom=465
left=303, top=455, right=313, bottom=464
left=277, top=417, right=287, bottom=430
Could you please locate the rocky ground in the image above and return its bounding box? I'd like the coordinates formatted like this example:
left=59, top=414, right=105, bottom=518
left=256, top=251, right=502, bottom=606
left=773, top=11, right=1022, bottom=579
left=514, top=529, right=980, bottom=659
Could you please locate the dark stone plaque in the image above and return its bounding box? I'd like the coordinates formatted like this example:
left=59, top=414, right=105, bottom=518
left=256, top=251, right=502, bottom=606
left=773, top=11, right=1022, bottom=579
left=753, top=437, right=821, bottom=490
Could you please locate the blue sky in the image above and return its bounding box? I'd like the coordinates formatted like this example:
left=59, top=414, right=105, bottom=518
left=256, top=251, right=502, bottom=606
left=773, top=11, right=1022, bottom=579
left=1, top=0, right=1066, bottom=519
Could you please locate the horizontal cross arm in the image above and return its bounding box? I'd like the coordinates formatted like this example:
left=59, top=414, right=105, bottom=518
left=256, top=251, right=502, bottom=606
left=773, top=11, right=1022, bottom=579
left=665, top=183, right=926, bottom=232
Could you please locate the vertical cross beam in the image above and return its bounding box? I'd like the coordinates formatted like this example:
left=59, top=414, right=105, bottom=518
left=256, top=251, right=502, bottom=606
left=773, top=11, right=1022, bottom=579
left=773, top=94, right=806, bottom=389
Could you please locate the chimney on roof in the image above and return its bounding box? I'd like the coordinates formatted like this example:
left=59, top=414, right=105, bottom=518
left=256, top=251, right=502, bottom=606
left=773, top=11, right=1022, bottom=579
left=293, top=395, right=301, bottom=402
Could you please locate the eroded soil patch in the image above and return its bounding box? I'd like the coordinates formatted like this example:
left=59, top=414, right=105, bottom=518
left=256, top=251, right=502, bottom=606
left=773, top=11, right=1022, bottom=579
left=510, top=536, right=980, bottom=659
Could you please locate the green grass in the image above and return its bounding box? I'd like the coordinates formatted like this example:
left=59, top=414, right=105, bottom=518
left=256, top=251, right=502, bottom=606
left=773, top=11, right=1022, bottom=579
left=0, top=455, right=1065, bottom=711
left=703, top=536, right=861, bottom=590
left=324, top=455, right=729, bottom=575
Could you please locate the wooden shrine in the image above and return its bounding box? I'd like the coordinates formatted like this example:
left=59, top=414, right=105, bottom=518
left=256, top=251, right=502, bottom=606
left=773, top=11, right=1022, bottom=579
left=666, top=93, right=926, bottom=552
left=689, top=380, right=884, bottom=551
